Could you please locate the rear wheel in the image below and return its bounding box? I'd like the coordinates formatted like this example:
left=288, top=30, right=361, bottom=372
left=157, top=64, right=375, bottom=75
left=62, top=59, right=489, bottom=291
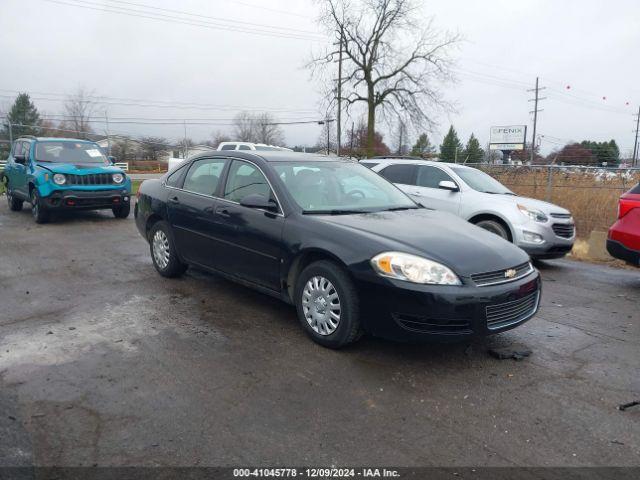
left=7, top=185, right=23, bottom=211
left=112, top=203, right=131, bottom=218
left=295, top=260, right=362, bottom=348
left=475, top=219, right=510, bottom=241
left=30, top=189, right=49, bottom=224
left=149, top=221, right=187, bottom=278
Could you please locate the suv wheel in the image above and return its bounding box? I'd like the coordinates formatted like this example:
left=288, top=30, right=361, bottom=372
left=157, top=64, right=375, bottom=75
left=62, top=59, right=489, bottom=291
left=7, top=186, right=23, bottom=211
left=149, top=221, right=187, bottom=278
left=31, top=189, right=49, bottom=224
left=475, top=219, right=509, bottom=241
left=295, top=260, right=362, bottom=348
left=112, top=203, right=131, bottom=219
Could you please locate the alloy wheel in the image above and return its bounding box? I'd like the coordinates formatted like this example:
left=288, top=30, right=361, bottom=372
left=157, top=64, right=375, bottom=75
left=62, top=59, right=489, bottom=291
left=301, top=275, right=341, bottom=336
left=152, top=230, right=171, bottom=269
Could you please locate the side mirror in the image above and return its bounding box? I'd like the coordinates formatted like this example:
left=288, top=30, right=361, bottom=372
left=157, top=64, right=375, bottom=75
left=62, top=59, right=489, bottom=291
left=438, top=180, right=459, bottom=192
left=108, top=156, right=116, bottom=164
left=240, top=193, right=278, bottom=212
left=14, top=154, right=26, bottom=165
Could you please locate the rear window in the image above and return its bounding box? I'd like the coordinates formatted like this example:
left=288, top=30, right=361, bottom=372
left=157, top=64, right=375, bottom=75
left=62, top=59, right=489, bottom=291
left=361, top=162, right=379, bottom=169
left=629, top=183, right=640, bottom=194
left=379, top=164, right=417, bottom=185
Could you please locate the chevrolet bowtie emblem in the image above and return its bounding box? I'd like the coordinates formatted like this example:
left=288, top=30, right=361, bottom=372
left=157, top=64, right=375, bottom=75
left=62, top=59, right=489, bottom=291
left=504, top=269, right=517, bottom=279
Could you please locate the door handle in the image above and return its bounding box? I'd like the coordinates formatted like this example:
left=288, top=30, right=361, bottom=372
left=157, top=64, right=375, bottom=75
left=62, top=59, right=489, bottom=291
left=215, top=206, right=231, bottom=218
left=412, top=191, right=423, bottom=197
left=168, top=196, right=179, bottom=204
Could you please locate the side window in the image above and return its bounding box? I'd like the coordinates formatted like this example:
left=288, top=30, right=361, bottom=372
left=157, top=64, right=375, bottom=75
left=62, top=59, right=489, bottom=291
left=223, top=160, right=272, bottom=203
left=238, top=145, right=251, bottom=150
left=182, top=158, right=226, bottom=196
left=362, top=162, right=379, bottom=169
left=379, top=164, right=417, bottom=185
left=13, top=141, right=23, bottom=157
left=165, top=164, right=187, bottom=187
left=220, top=144, right=236, bottom=151
left=416, top=166, right=455, bottom=189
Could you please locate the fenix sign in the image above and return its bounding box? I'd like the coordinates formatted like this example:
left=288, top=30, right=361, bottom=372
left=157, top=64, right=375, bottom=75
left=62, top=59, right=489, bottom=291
left=490, top=125, right=526, bottom=150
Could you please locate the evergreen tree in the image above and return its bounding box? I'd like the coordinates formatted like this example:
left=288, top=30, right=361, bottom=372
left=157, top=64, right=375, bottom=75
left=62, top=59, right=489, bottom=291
left=410, top=133, right=436, bottom=157
left=463, top=133, right=484, bottom=163
left=439, top=125, right=463, bottom=162
left=4, top=93, right=41, bottom=139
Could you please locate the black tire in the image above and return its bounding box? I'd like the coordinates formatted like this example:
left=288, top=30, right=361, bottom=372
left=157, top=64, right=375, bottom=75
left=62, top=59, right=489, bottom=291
left=294, top=260, right=362, bottom=349
left=7, top=185, right=23, bottom=212
left=112, top=203, right=131, bottom=219
left=30, top=189, right=49, bottom=224
left=148, top=220, right=188, bottom=278
left=474, top=219, right=510, bottom=241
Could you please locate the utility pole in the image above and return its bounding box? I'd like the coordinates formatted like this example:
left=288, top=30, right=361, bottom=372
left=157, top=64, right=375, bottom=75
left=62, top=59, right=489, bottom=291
left=183, top=120, right=188, bottom=159
left=104, top=110, right=111, bottom=156
left=326, top=115, right=330, bottom=155
left=5, top=116, right=12, bottom=145
left=633, top=106, right=640, bottom=167
left=528, top=77, right=546, bottom=163
left=350, top=122, right=354, bottom=155
left=336, top=26, right=344, bottom=157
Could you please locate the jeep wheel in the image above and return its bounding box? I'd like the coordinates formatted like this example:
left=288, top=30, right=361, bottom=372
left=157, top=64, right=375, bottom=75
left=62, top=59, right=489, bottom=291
left=112, top=203, right=131, bottom=219
left=7, top=186, right=23, bottom=212
left=149, top=221, right=187, bottom=278
left=30, top=189, right=49, bottom=224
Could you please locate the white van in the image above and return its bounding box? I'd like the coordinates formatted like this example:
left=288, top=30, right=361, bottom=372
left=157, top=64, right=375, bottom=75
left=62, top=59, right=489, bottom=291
left=217, top=142, right=292, bottom=152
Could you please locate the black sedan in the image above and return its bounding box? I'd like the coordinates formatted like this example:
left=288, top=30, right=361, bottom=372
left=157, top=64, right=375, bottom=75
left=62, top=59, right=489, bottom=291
left=135, top=151, right=541, bottom=348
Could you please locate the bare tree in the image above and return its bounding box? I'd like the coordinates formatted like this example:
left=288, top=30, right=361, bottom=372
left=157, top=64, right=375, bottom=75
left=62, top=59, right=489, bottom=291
left=311, top=0, right=460, bottom=156
left=139, top=136, right=169, bottom=161
left=232, top=111, right=286, bottom=145
left=392, top=120, right=409, bottom=155
left=210, top=129, right=231, bottom=148
left=62, top=86, right=98, bottom=139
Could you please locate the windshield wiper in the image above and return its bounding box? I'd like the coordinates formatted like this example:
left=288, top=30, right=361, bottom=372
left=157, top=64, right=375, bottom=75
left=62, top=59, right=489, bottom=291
left=303, top=209, right=369, bottom=215
left=379, top=206, right=419, bottom=212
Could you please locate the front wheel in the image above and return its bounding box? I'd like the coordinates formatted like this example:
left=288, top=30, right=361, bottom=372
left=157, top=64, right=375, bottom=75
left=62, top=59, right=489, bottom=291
left=112, top=203, right=131, bottom=218
left=149, top=221, right=187, bottom=278
left=295, top=260, right=362, bottom=349
left=474, top=219, right=510, bottom=241
left=31, top=189, right=49, bottom=224
left=7, top=186, right=23, bottom=211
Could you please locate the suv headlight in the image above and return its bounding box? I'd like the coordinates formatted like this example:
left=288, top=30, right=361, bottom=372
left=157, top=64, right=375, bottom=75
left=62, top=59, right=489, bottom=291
left=518, top=204, right=548, bottom=223
left=112, top=173, right=125, bottom=184
left=52, top=173, right=66, bottom=185
left=371, top=252, right=461, bottom=285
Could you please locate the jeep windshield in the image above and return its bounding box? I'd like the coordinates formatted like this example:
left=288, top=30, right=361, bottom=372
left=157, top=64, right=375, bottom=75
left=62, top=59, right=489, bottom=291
left=273, top=160, right=418, bottom=214
left=34, top=141, right=108, bottom=164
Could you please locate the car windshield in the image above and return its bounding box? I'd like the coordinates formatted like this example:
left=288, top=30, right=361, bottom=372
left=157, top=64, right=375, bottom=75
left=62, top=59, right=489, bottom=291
left=34, top=141, right=108, bottom=164
left=273, top=160, right=418, bottom=213
left=451, top=167, right=514, bottom=194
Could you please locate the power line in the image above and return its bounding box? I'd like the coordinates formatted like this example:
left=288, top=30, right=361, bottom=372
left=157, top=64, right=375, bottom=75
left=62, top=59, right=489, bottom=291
left=40, top=0, right=326, bottom=41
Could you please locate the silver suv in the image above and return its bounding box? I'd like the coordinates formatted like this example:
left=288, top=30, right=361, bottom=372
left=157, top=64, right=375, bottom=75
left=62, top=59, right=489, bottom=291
left=362, top=158, right=575, bottom=259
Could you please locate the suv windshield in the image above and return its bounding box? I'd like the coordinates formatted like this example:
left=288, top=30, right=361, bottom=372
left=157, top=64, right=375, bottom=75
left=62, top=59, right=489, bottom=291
left=451, top=167, right=513, bottom=194
left=34, top=141, right=108, bottom=164
left=273, top=160, right=417, bottom=213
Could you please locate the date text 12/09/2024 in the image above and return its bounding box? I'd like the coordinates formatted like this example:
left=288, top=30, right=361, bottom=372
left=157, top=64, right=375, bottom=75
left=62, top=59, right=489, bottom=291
left=233, top=468, right=400, bottom=478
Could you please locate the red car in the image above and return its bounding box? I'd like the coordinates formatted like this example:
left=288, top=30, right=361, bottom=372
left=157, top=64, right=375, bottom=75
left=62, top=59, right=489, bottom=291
left=607, top=183, right=640, bottom=266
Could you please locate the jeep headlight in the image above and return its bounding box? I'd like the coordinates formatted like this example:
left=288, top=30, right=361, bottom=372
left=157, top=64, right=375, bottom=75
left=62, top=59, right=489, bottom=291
left=112, top=173, right=125, bottom=184
left=371, top=252, right=461, bottom=285
left=52, top=173, right=66, bottom=185
left=518, top=204, right=548, bottom=223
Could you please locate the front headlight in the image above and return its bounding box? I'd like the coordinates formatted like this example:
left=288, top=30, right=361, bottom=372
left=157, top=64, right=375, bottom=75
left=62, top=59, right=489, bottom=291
left=52, top=173, right=66, bottom=185
left=371, top=252, right=461, bottom=285
left=518, top=204, right=548, bottom=223
left=112, top=173, right=125, bottom=184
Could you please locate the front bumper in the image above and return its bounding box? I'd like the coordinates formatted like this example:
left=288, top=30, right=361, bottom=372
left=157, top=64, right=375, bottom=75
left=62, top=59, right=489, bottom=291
left=42, top=189, right=131, bottom=210
left=356, top=270, right=541, bottom=342
left=513, top=219, right=575, bottom=259
left=606, top=239, right=640, bottom=266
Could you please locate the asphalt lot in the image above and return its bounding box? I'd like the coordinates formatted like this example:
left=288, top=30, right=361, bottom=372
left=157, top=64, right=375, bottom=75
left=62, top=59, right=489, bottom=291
left=0, top=200, right=638, bottom=467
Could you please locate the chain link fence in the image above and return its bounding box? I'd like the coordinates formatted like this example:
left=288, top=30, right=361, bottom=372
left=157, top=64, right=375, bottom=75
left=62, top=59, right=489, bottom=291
left=467, top=163, right=640, bottom=238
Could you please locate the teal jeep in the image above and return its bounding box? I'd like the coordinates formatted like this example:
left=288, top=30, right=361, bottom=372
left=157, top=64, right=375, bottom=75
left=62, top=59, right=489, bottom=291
left=3, top=137, right=131, bottom=223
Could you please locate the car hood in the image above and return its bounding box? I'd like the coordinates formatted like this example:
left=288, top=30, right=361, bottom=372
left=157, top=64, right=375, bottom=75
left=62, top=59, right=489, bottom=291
left=36, top=162, right=124, bottom=175
left=482, top=193, right=571, bottom=216
left=315, top=208, right=530, bottom=277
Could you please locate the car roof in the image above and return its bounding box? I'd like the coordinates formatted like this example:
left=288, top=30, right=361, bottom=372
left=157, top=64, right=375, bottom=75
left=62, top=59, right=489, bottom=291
left=18, top=137, right=97, bottom=143
left=189, top=150, right=351, bottom=163
left=363, top=158, right=476, bottom=170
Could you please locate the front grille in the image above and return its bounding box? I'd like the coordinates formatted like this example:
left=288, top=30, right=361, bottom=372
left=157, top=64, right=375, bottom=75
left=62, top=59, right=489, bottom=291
left=552, top=223, right=575, bottom=238
left=66, top=173, right=115, bottom=186
left=392, top=313, right=472, bottom=335
left=486, top=291, right=539, bottom=330
left=470, top=262, right=532, bottom=287
left=550, top=212, right=572, bottom=219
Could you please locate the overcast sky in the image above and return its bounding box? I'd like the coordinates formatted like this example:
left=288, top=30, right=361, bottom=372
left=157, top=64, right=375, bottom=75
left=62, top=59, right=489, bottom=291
left=1, top=0, right=639, bottom=155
